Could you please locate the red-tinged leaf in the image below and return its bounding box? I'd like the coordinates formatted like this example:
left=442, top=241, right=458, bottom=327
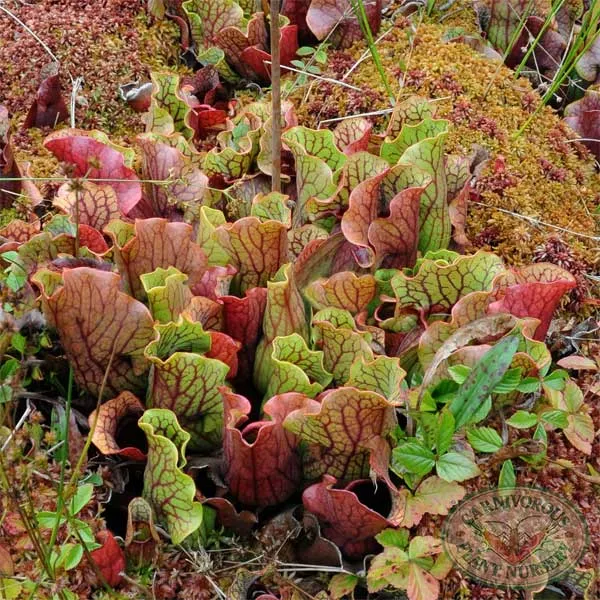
left=389, top=477, right=465, bottom=528
left=44, top=130, right=142, bottom=215
left=282, top=0, right=311, bottom=37
left=214, top=216, right=288, bottom=294
left=293, top=232, right=359, bottom=290
left=202, top=497, right=257, bottom=536
left=191, top=105, right=228, bottom=137
left=223, top=389, right=319, bottom=506
left=107, top=218, right=208, bottom=300
left=194, top=265, right=236, bottom=299
left=23, top=62, right=68, bottom=129
left=241, top=25, right=299, bottom=81
left=218, top=13, right=268, bottom=79
left=556, top=355, right=598, bottom=371
left=119, top=81, right=153, bottom=112
left=125, top=497, right=161, bottom=567
left=183, top=296, right=224, bottom=331
left=303, top=475, right=392, bottom=559
left=474, top=0, right=537, bottom=55
left=564, top=88, right=600, bottom=160
left=342, top=164, right=429, bottom=268
left=33, top=268, right=155, bottom=398
left=369, top=186, right=423, bottom=269
left=89, top=530, right=126, bottom=588
left=307, top=0, right=382, bottom=47
left=137, top=135, right=208, bottom=217
left=305, top=272, right=376, bottom=314
left=575, top=33, right=600, bottom=83
left=1, top=106, right=42, bottom=208
left=78, top=224, right=109, bottom=254
left=488, top=263, right=577, bottom=340
left=207, top=331, right=241, bottom=379
left=0, top=219, right=40, bottom=243
left=53, top=181, right=121, bottom=231
left=0, top=544, right=13, bottom=576
left=145, top=319, right=228, bottom=451
left=448, top=181, right=471, bottom=250
left=220, top=287, right=267, bottom=378
left=90, top=530, right=125, bottom=588
left=284, top=386, right=397, bottom=481
left=89, top=392, right=146, bottom=461
left=333, top=118, right=373, bottom=155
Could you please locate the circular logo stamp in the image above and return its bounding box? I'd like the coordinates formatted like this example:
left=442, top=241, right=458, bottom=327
left=441, top=486, right=589, bottom=590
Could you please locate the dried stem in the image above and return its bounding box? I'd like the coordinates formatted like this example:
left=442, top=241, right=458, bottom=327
left=270, top=0, right=282, bottom=192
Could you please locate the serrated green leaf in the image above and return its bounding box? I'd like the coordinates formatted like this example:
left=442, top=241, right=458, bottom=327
left=467, top=427, right=504, bottom=452
left=498, top=459, right=516, bottom=488
left=392, top=442, right=436, bottom=477
left=540, top=409, right=569, bottom=429
left=436, top=452, right=480, bottom=482
left=506, top=410, right=538, bottom=429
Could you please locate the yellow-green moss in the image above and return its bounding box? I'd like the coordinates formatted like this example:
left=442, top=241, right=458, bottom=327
left=290, top=20, right=600, bottom=267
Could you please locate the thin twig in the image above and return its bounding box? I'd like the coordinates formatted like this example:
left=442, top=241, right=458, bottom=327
left=471, top=201, right=600, bottom=241
left=0, top=3, right=59, bottom=62
left=263, top=61, right=364, bottom=91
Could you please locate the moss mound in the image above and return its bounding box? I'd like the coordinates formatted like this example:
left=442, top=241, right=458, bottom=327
left=290, top=19, right=599, bottom=270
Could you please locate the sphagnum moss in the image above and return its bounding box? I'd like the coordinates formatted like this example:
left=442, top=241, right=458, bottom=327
left=291, top=21, right=599, bottom=268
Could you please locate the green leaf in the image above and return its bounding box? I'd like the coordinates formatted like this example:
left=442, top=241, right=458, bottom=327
left=517, top=376, right=541, bottom=393
left=53, top=543, right=84, bottom=571
left=506, top=410, right=538, bottom=429
left=492, top=367, right=523, bottom=394
left=435, top=452, right=480, bottom=482
left=10, top=333, right=26, bottom=355
left=498, top=459, right=516, bottom=488
left=543, top=368, right=569, bottom=390
left=540, top=409, right=569, bottom=429
left=0, top=579, right=22, bottom=599
left=329, top=574, right=359, bottom=600
left=68, top=483, right=94, bottom=516
left=392, top=442, right=436, bottom=477
left=138, top=409, right=204, bottom=544
left=436, top=410, right=455, bottom=455
left=296, top=46, right=315, bottom=56
left=36, top=511, right=65, bottom=529
left=467, top=427, right=503, bottom=453
left=376, top=528, right=410, bottom=549
left=449, top=335, right=520, bottom=429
